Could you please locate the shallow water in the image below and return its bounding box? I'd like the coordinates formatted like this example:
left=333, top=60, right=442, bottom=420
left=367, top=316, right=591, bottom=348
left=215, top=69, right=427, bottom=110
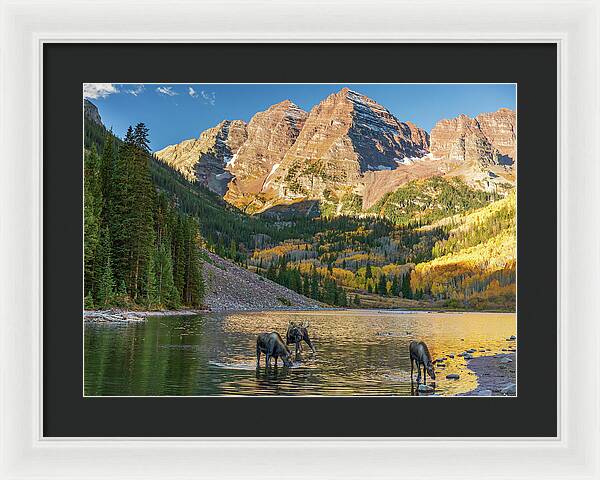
left=84, top=310, right=516, bottom=396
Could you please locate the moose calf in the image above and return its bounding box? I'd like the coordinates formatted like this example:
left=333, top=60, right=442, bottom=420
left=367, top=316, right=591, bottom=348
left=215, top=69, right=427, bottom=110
left=286, top=321, right=315, bottom=356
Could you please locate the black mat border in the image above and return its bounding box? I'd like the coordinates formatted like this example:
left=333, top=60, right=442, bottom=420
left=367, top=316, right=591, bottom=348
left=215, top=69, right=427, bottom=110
left=44, top=43, right=557, bottom=437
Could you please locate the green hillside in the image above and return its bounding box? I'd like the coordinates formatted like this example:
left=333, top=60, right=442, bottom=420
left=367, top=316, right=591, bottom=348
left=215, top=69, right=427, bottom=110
left=370, top=177, right=499, bottom=227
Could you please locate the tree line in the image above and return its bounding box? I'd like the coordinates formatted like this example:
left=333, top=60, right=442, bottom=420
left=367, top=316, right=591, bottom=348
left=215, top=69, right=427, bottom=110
left=261, top=255, right=348, bottom=307
left=84, top=124, right=205, bottom=310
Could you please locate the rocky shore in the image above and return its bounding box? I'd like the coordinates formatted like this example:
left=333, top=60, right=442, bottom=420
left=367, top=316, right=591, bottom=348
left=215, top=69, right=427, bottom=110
left=84, top=309, right=204, bottom=323
left=461, top=353, right=517, bottom=396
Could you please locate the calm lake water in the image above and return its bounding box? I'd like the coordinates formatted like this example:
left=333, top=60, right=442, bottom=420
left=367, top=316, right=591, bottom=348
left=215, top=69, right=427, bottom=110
left=84, top=310, right=516, bottom=396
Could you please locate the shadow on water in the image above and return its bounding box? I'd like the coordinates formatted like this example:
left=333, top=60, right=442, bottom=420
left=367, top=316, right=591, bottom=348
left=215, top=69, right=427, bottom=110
left=84, top=310, right=516, bottom=396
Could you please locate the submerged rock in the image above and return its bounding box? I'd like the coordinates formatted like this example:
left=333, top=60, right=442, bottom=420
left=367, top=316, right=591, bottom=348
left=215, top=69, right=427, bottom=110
left=501, top=383, right=517, bottom=395
left=499, top=357, right=513, bottom=364
left=418, top=384, right=434, bottom=393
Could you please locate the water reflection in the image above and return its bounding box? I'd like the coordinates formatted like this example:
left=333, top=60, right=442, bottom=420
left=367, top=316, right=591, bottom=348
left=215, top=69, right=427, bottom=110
left=84, top=310, right=516, bottom=396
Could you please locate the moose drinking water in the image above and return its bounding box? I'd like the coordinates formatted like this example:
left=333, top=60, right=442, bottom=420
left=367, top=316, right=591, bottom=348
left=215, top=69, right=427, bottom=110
left=286, top=321, right=316, bottom=356
left=409, top=340, right=436, bottom=385
left=256, top=332, right=293, bottom=368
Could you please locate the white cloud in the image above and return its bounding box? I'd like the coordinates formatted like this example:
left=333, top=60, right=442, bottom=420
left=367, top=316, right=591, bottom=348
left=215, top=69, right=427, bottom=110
left=83, top=83, right=119, bottom=99
left=188, top=86, right=199, bottom=98
left=125, top=84, right=145, bottom=96
left=201, top=90, right=216, bottom=106
left=156, top=86, right=178, bottom=96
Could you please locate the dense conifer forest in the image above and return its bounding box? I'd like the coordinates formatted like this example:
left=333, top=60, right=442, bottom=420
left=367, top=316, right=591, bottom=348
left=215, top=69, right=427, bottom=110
left=84, top=123, right=205, bottom=309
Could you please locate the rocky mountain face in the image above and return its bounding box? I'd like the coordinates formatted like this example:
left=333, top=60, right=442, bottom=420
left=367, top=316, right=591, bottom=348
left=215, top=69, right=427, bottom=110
left=263, top=88, right=430, bottom=209
left=475, top=108, right=516, bottom=161
left=153, top=88, right=515, bottom=214
left=154, top=120, right=247, bottom=195
left=429, top=108, right=516, bottom=192
left=84, top=99, right=102, bottom=125
left=224, top=100, right=308, bottom=212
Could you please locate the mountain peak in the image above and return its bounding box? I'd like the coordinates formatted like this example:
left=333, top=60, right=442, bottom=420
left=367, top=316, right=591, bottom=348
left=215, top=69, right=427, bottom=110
left=155, top=119, right=248, bottom=194
left=84, top=99, right=102, bottom=125
left=429, top=109, right=516, bottom=191
left=271, top=99, right=297, bottom=109
left=151, top=88, right=514, bottom=214
left=223, top=98, right=309, bottom=211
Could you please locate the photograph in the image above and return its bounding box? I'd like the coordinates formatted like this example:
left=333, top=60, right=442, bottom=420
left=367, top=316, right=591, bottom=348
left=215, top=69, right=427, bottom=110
left=83, top=83, right=517, bottom=397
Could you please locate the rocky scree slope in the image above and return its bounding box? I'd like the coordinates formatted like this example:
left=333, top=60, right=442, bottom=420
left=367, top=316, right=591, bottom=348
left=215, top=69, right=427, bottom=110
left=202, top=250, right=320, bottom=311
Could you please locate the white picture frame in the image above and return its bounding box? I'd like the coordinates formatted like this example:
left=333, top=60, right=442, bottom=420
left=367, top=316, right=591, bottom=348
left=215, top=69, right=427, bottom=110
left=1, top=0, right=599, bottom=478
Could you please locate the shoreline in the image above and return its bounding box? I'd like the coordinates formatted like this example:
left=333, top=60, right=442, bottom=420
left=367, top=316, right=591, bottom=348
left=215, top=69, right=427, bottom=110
left=460, top=353, right=517, bottom=396
left=84, top=308, right=208, bottom=323
left=84, top=306, right=515, bottom=322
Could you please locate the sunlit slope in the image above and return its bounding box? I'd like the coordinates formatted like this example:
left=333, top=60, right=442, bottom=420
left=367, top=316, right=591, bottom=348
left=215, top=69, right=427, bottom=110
left=410, top=191, right=516, bottom=309
left=369, top=177, right=499, bottom=227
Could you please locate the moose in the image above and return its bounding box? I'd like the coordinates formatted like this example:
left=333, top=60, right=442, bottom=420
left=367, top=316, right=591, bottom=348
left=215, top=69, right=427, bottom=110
left=286, top=321, right=315, bottom=356
left=256, top=332, right=293, bottom=368
left=409, top=340, right=436, bottom=385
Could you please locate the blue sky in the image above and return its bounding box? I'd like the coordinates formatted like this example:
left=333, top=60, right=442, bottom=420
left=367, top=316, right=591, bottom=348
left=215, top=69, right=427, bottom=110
left=84, top=83, right=516, bottom=152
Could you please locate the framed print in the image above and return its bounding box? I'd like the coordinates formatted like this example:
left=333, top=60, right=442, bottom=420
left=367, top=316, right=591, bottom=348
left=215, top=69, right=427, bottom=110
left=48, top=43, right=548, bottom=437
left=1, top=0, right=599, bottom=479
left=82, top=80, right=519, bottom=400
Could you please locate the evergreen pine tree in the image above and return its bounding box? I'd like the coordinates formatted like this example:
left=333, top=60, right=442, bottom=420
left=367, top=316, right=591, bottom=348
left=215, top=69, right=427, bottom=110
left=310, top=267, right=320, bottom=300
left=153, top=243, right=180, bottom=308
left=145, top=250, right=157, bottom=307
left=99, top=132, right=116, bottom=223
left=402, top=271, right=412, bottom=299
left=84, top=292, right=95, bottom=309
left=94, top=227, right=114, bottom=308
left=109, top=126, right=134, bottom=288
left=302, top=274, right=311, bottom=297
left=338, top=287, right=347, bottom=307
left=365, top=262, right=372, bottom=279
left=172, top=217, right=186, bottom=297
left=185, top=223, right=205, bottom=307
left=391, top=274, right=400, bottom=296
left=127, top=123, right=156, bottom=300
left=377, top=274, right=388, bottom=296
left=84, top=147, right=102, bottom=297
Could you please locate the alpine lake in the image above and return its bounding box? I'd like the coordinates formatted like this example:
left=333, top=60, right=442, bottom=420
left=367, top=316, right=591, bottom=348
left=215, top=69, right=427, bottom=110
left=84, top=309, right=516, bottom=396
